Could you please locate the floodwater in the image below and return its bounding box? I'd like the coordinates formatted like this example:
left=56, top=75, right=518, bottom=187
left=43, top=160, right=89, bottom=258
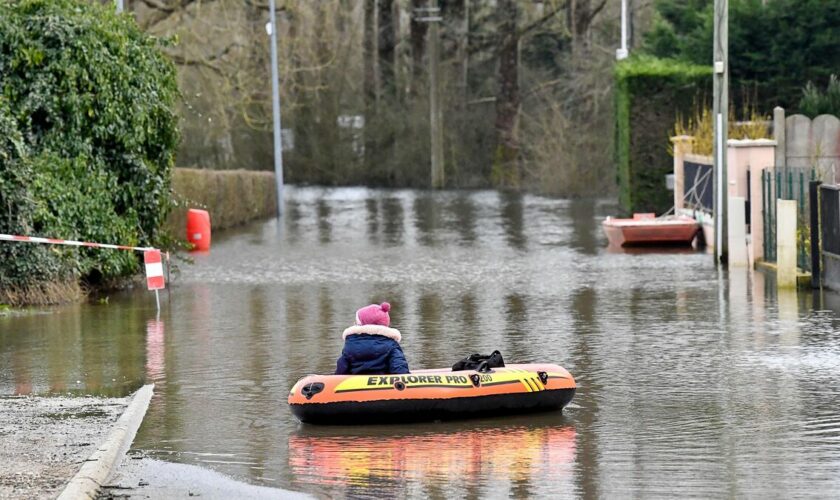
left=2, top=187, right=840, bottom=498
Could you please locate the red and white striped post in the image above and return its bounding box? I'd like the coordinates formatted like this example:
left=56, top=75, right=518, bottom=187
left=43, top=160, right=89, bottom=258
left=144, top=250, right=165, bottom=312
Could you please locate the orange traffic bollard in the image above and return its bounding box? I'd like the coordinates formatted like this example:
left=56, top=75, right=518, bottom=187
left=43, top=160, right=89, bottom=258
left=186, top=208, right=211, bottom=251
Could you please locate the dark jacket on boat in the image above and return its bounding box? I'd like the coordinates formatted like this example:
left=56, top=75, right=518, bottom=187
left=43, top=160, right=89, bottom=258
left=335, top=325, right=409, bottom=375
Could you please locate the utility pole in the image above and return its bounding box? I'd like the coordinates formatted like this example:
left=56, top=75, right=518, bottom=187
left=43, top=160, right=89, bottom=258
left=268, top=0, right=285, bottom=216
left=416, top=3, right=444, bottom=189
left=713, top=0, right=728, bottom=264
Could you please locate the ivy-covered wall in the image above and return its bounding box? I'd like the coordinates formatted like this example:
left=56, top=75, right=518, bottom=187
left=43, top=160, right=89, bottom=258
left=0, top=0, right=179, bottom=305
left=615, top=56, right=711, bottom=215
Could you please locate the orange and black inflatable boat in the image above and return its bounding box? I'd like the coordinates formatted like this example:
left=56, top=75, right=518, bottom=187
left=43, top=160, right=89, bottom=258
left=288, top=363, right=575, bottom=424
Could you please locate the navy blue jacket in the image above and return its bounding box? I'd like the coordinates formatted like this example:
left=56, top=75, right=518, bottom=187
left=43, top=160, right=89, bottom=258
left=335, top=334, right=410, bottom=375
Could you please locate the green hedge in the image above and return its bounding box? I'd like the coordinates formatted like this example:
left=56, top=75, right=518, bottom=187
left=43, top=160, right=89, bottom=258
left=615, top=56, right=711, bottom=215
left=0, top=0, right=178, bottom=304
left=168, top=168, right=278, bottom=235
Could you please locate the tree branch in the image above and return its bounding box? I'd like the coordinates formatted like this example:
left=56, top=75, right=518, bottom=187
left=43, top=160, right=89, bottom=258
left=137, top=0, right=175, bottom=12
left=586, top=0, right=608, bottom=24
left=468, top=1, right=567, bottom=56
left=167, top=42, right=244, bottom=75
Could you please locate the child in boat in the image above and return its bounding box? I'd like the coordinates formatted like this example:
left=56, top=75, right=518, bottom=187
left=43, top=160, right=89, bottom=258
left=335, top=302, right=410, bottom=375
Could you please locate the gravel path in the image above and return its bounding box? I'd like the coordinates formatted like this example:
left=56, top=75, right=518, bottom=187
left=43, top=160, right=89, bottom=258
left=101, top=453, right=310, bottom=499
left=0, top=395, right=128, bottom=499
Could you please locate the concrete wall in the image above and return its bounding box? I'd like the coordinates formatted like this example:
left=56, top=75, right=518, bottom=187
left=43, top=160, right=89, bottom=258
left=167, top=168, right=278, bottom=236
left=774, top=109, right=840, bottom=181
left=824, top=255, right=840, bottom=293
left=776, top=199, right=797, bottom=288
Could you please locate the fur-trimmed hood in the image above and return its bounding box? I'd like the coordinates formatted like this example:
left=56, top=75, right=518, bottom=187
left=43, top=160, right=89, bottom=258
left=342, top=324, right=402, bottom=343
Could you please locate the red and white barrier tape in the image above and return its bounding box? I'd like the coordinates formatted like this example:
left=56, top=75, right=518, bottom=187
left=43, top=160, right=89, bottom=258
left=1, top=232, right=168, bottom=312
left=0, top=233, right=155, bottom=252
left=0, top=232, right=167, bottom=296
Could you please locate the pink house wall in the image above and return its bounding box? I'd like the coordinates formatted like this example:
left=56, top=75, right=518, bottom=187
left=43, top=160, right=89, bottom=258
left=672, top=137, right=776, bottom=263
left=726, top=139, right=776, bottom=264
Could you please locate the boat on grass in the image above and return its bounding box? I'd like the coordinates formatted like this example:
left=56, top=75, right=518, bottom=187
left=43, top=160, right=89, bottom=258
left=288, top=363, right=576, bottom=425
left=602, top=213, right=700, bottom=247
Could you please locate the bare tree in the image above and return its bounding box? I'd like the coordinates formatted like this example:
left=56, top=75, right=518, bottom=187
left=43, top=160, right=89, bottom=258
left=493, top=0, right=520, bottom=187
left=113, top=0, right=649, bottom=195
left=566, top=0, right=608, bottom=55
left=363, top=0, right=377, bottom=171
left=378, top=0, right=397, bottom=100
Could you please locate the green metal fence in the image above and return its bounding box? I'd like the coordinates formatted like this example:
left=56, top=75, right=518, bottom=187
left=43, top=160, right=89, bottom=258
left=762, top=167, right=815, bottom=270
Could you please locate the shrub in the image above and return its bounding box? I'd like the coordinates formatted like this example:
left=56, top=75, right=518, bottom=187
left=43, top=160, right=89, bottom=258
left=615, top=55, right=711, bottom=215
left=643, top=0, right=840, bottom=111
left=672, top=104, right=771, bottom=157
left=799, top=75, right=840, bottom=118
left=0, top=0, right=179, bottom=304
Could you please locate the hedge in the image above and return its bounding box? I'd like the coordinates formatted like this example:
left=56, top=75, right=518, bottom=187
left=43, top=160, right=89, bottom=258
left=615, top=56, right=711, bottom=215
left=168, top=168, right=278, bottom=235
left=0, top=0, right=179, bottom=305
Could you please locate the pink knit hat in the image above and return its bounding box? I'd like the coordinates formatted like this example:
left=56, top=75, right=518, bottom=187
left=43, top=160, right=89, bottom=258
left=355, top=302, right=391, bottom=327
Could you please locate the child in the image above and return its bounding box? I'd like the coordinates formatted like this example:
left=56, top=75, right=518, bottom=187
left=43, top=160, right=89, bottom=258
left=335, top=302, right=410, bottom=375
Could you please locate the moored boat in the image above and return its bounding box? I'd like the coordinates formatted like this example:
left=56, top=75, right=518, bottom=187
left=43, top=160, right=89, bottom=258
left=602, top=213, right=699, bottom=247
left=288, top=363, right=576, bottom=425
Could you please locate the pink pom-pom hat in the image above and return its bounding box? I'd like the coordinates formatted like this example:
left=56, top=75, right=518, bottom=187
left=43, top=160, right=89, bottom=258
left=355, top=302, right=391, bottom=327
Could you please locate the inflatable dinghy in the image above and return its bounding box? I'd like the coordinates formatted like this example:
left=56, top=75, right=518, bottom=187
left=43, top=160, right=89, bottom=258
left=288, top=363, right=575, bottom=424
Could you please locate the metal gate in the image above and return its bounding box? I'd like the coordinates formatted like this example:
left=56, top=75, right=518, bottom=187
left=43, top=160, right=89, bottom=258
left=762, top=167, right=814, bottom=270
left=821, top=185, right=840, bottom=256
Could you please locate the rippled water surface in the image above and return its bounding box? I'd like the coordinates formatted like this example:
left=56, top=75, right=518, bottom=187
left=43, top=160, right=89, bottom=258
left=3, top=187, right=840, bottom=498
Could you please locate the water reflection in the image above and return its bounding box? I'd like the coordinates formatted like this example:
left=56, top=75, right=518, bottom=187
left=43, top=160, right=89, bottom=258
left=284, top=199, right=302, bottom=241
left=2, top=187, right=840, bottom=497
left=605, top=244, right=700, bottom=255
left=316, top=199, right=332, bottom=244
left=448, top=195, right=477, bottom=245
left=145, top=319, right=165, bottom=385
left=568, top=199, right=599, bottom=255
left=568, top=286, right=599, bottom=499
left=499, top=191, right=526, bottom=250
left=0, top=302, right=147, bottom=396
left=365, top=198, right=380, bottom=244
left=413, top=194, right=439, bottom=247
left=288, top=420, right=576, bottom=498
left=381, top=196, right=405, bottom=246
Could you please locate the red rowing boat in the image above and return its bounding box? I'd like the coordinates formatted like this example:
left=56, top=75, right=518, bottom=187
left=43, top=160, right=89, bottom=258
left=602, top=213, right=700, bottom=247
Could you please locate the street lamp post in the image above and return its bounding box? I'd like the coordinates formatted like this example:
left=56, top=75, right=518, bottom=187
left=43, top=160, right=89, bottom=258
left=616, top=0, right=628, bottom=60
left=268, top=0, right=285, bottom=216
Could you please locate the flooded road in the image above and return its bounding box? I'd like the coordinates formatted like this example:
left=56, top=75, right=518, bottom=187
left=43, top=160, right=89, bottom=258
left=2, top=187, right=840, bottom=498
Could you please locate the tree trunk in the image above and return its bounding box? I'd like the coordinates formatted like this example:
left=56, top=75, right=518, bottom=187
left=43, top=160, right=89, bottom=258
left=409, top=0, right=428, bottom=97
left=315, top=3, right=338, bottom=180
left=566, top=0, right=608, bottom=55
left=493, top=0, right=520, bottom=188
left=378, top=0, right=396, bottom=101
left=363, top=0, right=377, bottom=170
left=378, top=0, right=397, bottom=180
